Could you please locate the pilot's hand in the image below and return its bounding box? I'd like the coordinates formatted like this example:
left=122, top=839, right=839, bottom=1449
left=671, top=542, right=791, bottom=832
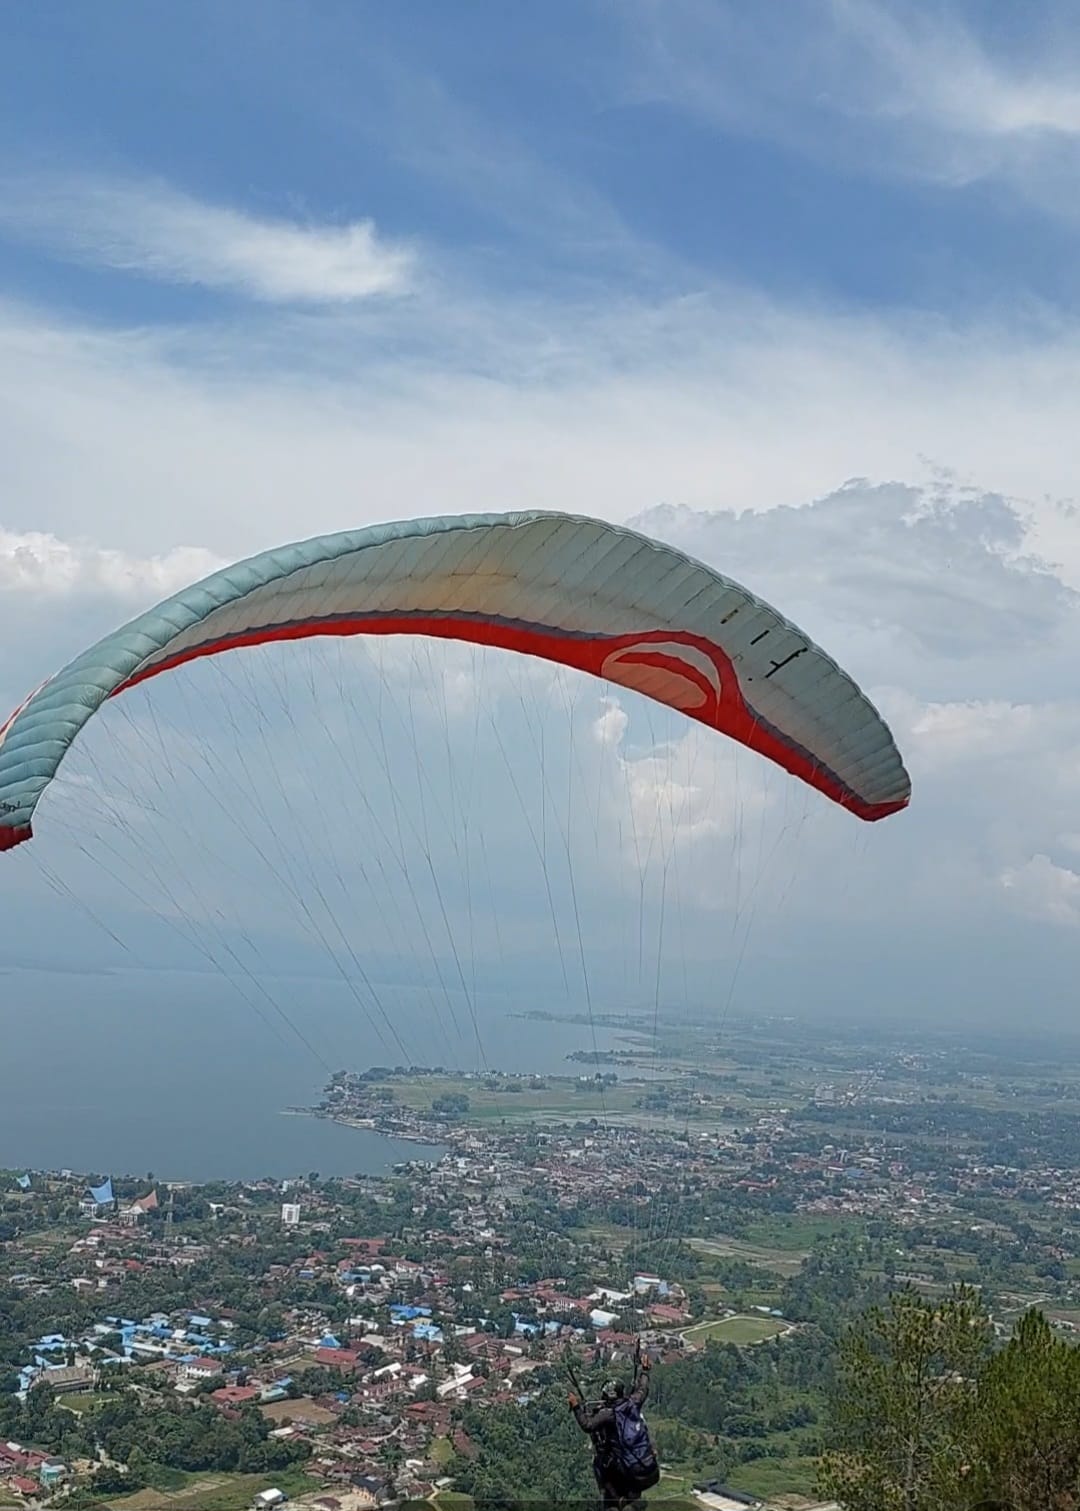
left=568, top=1391, right=581, bottom=1409
left=640, top=1352, right=651, bottom=1371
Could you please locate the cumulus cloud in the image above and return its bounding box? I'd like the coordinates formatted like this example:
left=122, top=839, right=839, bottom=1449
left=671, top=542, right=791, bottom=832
left=1001, top=854, right=1080, bottom=927
left=635, top=482, right=1080, bottom=702
left=0, top=530, right=227, bottom=719
left=632, top=486, right=1080, bottom=945
left=0, top=527, right=222, bottom=597
left=4, top=289, right=1080, bottom=585
left=896, top=697, right=1071, bottom=770
left=0, top=174, right=415, bottom=302
left=593, top=698, right=629, bottom=748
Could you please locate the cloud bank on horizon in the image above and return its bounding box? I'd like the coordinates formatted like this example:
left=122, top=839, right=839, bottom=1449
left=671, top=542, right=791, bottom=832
left=1, top=0, right=1078, bottom=1039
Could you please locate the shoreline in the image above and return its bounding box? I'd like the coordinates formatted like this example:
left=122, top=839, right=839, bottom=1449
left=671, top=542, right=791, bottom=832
left=286, top=1104, right=451, bottom=1152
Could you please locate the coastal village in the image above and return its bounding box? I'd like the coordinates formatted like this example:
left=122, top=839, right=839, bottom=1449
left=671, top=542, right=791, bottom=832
left=1, top=1145, right=753, bottom=1510
left=6, top=1036, right=1080, bottom=1511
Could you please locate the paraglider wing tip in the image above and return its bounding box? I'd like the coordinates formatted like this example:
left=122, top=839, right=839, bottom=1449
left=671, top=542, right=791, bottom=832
left=0, top=823, right=32, bottom=853
left=859, top=790, right=911, bottom=823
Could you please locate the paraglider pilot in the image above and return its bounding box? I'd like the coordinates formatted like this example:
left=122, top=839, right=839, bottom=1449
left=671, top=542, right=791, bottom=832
left=569, top=1347, right=658, bottom=1509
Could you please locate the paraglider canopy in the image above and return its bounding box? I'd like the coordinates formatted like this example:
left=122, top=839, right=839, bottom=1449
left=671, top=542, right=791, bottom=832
left=0, top=509, right=910, bottom=853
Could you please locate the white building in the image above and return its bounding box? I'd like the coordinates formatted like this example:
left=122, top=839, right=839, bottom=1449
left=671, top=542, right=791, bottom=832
left=180, top=1357, right=224, bottom=1385
left=281, top=1203, right=301, bottom=1226
left=633, top=1274, right=663, bottom=1294
left=589, top=1308, right=620, bottom=1329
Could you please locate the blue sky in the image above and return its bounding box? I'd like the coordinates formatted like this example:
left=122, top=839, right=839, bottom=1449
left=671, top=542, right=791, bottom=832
left=7, top=0, right=1080, bottom=322
left=2, top=0, right=1080, bottom=1054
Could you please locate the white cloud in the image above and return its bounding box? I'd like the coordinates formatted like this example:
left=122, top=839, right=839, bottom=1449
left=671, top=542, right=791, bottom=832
left=0, top=527, right=222, bottom=597
left=614, top=0, right=1080, bottom=211
left=630, top=490, right=1080, bottom=944
left=0, top=175, right=415, bottom=303
left=3, top=288, right=1080, bottom=592
left=901, top=697, right=1042, bottom=764
left=593, top=698, right=629, bottom=748
left=1001, top=854, right=1080, bottom=927
left=637, top=480, right=1078, bottom=659
left=0, top=530, right=227, bottom=716
left=829, top=0, right=1080, bottom=148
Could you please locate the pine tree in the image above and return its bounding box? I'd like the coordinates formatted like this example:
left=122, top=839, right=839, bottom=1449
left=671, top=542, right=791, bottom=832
left=969, top=1308, right=1080, bottom=1511
left=817, top=1285, right=991, bottom=1511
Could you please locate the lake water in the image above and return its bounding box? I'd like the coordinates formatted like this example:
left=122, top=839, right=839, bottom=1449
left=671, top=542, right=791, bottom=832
left=0, top=966, right=628, bottom=1182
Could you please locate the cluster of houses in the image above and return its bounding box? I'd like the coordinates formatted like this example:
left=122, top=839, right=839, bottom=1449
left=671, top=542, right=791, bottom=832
left=0, top=1443, right=69, bottom=1501
left=15, top=1306, right=237, bottom=1400
left=0, top=1122, right=806, bottom=1506
left=5, top=1203, right=695, bottom=1506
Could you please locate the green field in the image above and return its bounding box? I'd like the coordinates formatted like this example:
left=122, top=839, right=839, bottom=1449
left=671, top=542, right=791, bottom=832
left=689, top=1236, right=805, bottom=1278
left=377, top=1073, right=647, bottom=1123
left=105, top=1466, right=320, bottom=1510
left=728, top=1449, right=819, bottom=1500
left=689, top=1213, right=857, bottom=1280
left=739, top=1213, right=854, bottom=1249
left=63, top=1391, right=113, bottom=1413
left=681, top=1313, right=789, bottom=1345
left=368, top=1070, right=747, bottom=1132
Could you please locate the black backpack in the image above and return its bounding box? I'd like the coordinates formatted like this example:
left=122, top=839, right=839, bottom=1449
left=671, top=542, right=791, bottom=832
left=610, top=1397, right=659, bottom=1489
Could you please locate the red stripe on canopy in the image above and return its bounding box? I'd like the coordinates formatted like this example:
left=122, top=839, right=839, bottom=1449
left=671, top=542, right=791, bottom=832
left=112, top=611, right=907, bottom=824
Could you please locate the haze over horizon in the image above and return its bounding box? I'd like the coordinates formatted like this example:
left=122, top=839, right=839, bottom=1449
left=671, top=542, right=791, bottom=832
left=2, top=1, right=1079, bottom=1044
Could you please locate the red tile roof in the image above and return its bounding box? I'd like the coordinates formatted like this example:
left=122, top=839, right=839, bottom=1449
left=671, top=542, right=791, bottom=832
left=211, top=1385, right=260, bottom=1405
left=315, top=1347, right=359, bottom=1370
